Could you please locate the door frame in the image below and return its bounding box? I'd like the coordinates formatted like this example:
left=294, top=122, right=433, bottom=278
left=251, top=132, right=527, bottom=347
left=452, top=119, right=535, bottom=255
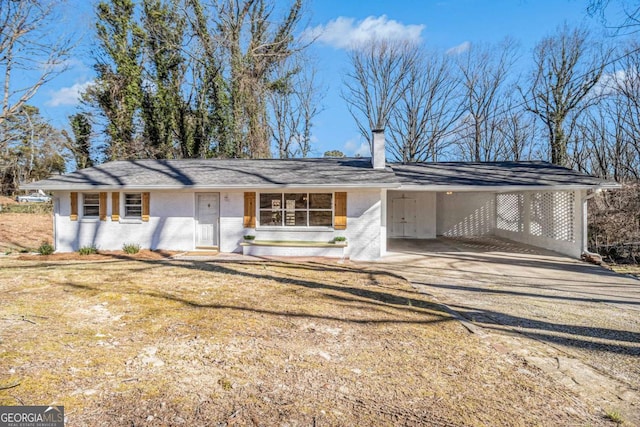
left=195, top=192, right=220, bottom=249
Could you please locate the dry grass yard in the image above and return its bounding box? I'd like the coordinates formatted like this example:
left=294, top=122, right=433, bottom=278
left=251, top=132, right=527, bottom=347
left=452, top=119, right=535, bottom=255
left=0, top=254, right=612, bottom=426
left=0, top=212, right=620, bottom=425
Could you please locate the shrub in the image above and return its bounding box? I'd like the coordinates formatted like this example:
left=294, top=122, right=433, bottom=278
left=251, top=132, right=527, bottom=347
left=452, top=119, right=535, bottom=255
left=78, top=245, right=98, bottom=255
left=38, top=241, right=54, bottom=255
left=333, top=236, right=347, bottom=242
left=122, top=243, right=141, bottom=254
left=243, top=235, right=256, bottom=240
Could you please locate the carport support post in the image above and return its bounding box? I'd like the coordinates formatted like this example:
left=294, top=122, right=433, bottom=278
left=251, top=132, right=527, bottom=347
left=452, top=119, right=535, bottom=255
left=582, top=189, right=598, bottom=256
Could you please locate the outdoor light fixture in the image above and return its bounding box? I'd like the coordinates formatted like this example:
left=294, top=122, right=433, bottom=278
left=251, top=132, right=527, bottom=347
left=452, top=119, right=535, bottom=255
left=446, top=191, right=453, bottom=195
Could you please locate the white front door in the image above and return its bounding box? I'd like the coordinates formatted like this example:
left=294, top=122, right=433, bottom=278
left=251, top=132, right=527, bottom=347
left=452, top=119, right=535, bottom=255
left=391, top=197, right=417, bottom=238
left=196, top=193, right=219, bottom=247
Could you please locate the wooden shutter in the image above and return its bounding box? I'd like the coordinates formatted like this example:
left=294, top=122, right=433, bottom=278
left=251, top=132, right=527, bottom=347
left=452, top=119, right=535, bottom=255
left=111, top=192, right=120, bottom=221
left=99, top=192, right=107, bottom=221
left=70, top=192, right=78, bottom=221
left=142, top=192, right=150, bottom=222
left=244, top=192, right=256, bottom=228
left=334, top=192, right=347, bottom=230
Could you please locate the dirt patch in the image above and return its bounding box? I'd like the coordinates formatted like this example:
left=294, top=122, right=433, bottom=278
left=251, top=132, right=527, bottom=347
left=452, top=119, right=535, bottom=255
left=0, top=212, right=52, bottom=252
left=0, top=196, right=18, bottom=205
left=0, top=258, right=610, bottom=426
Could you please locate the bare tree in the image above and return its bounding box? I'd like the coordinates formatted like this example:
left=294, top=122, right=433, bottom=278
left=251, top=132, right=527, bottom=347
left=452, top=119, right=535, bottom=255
left=455, top=38, right=520, bottom=161
left=608, top=42, right=640, bottom=179
left=342, top=39, right=420, bottom=150
left=387, top=50, right=464, bottom=162
left=521, top=25, right=610, bottom=166
left=574, top=41, right=640, bottom=181
left=495, top=94, right=539, bottom=161
left=588, top=0, right=640, bottom=34
left=0, top=0, right=73, bottom=128
left=269, top=58, right=324, bottom=158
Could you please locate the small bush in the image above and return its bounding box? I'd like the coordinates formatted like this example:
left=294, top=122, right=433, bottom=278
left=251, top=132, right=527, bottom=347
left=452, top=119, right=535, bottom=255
left=38, top=241, right=54, bottom=255
left=333, top=236, right=347, bottom=242
left=122, top=243, right=141, bottom=254
left=78, top=245, right=98, bottom=255
left=243, top=235, right=256, bottom=240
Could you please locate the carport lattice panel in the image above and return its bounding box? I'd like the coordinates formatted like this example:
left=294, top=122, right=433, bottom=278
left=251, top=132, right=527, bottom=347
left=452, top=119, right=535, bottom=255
left=496, top=193, right=524, bottom=233
left=496, top=191, right=576, bottom=243
left=529, top=191, right=575, bottom=242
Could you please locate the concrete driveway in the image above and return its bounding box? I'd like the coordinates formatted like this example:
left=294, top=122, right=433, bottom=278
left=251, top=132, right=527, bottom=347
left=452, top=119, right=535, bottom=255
left=371, top=237, right=640, bottom=424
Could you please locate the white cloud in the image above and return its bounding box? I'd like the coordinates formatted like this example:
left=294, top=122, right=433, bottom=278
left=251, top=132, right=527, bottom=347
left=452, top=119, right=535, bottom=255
left=446, top=41, right=471, bottom=56
left=47, top=81, right=93, bottom=107
left=305, top=15, right=425, bottom=50
left=344, top=138, right=371, bottom=157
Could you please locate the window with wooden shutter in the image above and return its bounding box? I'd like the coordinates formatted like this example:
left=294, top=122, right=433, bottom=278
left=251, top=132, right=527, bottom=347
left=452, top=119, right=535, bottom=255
left=334, top=192, right=347, bottom=230
left=111, top=192, right=120, bottom=221
left=70, top=192, right=78, bottom=221
left=99, top=192, right=107, bottom=221
left=244, top=192, right=256, bottom=228
left=142, top=192, right=150, bottom=222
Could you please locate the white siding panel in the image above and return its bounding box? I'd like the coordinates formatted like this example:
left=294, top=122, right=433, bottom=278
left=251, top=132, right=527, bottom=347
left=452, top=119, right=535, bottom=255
left=220, top=191, right=245, bottom=253
left=345, top=190, right=382, bottom=261
left=53, top=191, right=194, bottom=252
left=53, top=189, right=385, bottom=261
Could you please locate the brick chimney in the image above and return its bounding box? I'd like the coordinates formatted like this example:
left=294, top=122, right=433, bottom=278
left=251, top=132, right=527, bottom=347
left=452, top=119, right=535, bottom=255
left=371, top=128, right=386, bottom=169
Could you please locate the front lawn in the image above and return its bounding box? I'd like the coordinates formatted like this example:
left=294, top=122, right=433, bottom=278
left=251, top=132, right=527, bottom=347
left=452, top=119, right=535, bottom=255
left=0, top=257, right=605, bottom=426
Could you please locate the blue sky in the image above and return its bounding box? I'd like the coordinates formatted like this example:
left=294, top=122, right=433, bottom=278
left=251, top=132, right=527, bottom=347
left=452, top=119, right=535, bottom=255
left=32, top=0, right=607, bottom=160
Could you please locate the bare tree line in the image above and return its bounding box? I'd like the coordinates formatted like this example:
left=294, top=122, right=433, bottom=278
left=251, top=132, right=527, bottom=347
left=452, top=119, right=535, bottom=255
left=343, top=24, right=640, bottom=184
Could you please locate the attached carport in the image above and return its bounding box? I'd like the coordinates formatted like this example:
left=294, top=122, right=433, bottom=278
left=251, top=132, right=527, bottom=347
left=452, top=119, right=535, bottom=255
left=385, top=161, right=620, bottom=258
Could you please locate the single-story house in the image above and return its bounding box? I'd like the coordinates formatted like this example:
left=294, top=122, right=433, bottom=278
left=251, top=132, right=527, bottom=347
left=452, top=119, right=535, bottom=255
left=23, top=130, right=618, bottom=260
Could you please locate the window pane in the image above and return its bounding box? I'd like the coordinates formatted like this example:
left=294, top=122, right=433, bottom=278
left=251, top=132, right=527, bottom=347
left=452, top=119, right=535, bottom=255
left=309, top=193, right=332, bottom=209
left=84, top=206, right=100, bottom=216
left=84, top=193, right=99, bottom=204
left=124, top=193, right=142, bottom=217
left=83, top=193, right=99, bottom=217
left=284, top=193, right=306, bottom=209
left=260, top=193, right=282, bottom=209
left=260, top=210, right=281, bottom=226
left=125, top=193, right=142, bottom=204
left=284, top=211, right=306, bottom=226
left=310, top=211, right=332, bottom=227
left=125, top=206, right=142, bottom=217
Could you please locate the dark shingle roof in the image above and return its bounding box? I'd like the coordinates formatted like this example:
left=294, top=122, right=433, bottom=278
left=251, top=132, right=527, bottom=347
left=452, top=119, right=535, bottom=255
left=389, top=161, right=618, bottom=189
left=24, top=158, right=617, bottom=191
left=24, top=158, right=399, bottom=190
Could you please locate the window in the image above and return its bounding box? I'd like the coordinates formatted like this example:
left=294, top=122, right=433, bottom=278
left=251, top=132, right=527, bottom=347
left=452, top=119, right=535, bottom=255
left=258, top=193, right=333, bottom=227
left=83, top=193, right=100, bottom=217
left=124, top=193, right=142, bottom=218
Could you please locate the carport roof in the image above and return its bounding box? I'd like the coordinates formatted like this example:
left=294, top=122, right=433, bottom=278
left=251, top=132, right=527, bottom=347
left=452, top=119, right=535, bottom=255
left=390, top=161, right=620, bottom=191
